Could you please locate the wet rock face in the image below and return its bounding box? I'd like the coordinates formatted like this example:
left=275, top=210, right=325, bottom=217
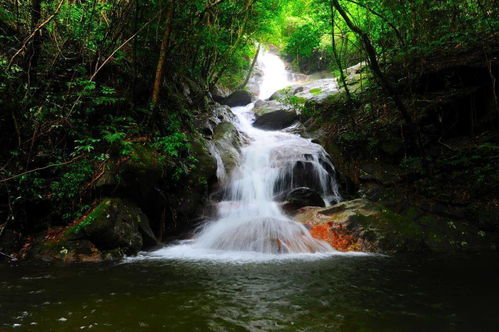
left=223, top=90, right=254, bottom=107
left=212, top=121, right=245, bottom=174
left=195, top=104, right=236, bottom=138
left=76, top=198, right=154, bottom=255
left=253, top=109, right=298, bottom=130
left=294, top=199, right=426, bottom=253
left=253, top=100, right=292, bottom=116
left=273, top=159, right=337, bottom=199
left=270, top=78, right=339, bottom=104
left=294, top=198, right=498, bottom=253
left=281, top=187, right=325, bottom=215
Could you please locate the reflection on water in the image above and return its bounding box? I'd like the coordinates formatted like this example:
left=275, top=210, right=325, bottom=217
left=1, top=253, right=499, bottom=331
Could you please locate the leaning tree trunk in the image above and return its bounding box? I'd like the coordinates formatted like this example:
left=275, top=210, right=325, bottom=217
left=237, top=43, right=261, bottom=90
left=331, top=0, right=413, bottom=126
left=330, top=5, right=352, bottom=104
left=151, top=0, right=176, bottom=107
left=150, top=0, right=176, bottom=135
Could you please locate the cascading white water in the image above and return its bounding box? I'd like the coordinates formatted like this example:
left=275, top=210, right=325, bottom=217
left=258, top=50, right=292, bottom=100
left=191, top=101, right=340, bottom=254
left=143, top=49, right=342, bottom=261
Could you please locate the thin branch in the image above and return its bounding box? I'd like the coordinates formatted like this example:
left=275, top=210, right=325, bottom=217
left=346, top=0, right=405, bottom=46
left=200, top=0, right=231, bottom=15
left=8, top=0, right=64, bottom=69
left=89, top=8, right=164, bottom=81
left=0, top=156, right=83, bottom=184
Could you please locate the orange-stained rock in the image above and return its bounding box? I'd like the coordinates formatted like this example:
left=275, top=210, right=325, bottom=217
left=293, top=198, right=426, bottom=253
left=309, top=223, right=359, bottom=252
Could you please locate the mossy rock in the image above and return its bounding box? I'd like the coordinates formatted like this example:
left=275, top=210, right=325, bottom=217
left=190, top=136, right=218, bottom=183
left=294, top=199, right=426, bottom=253
left=253, top=100, right=292, bottom=116
left=212, top=121, right=243, bottom=174
left=67, top=198, right=152, bottom=255
left=96, top=144, right=167, bottom=195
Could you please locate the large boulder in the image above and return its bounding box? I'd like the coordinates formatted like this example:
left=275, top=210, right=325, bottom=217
left=212, top=121, right=245, bottom=175
left=223, top=90, right=254, bottom=107
left=252, top=99, right=299, bottom=130
left=176, top=137, right=219, bottom=224
left=210, top=85, right=231, bottom=103
left=281, top=187, right=325, bottom=215
left=294, top=199, right=426, bottom=253
left=68, top=198, right=156, bottom=255
left=95, top=144, right=166, bottom=202
left=294, top=198, right=498, bottom=253
left=253, top=100, right=292, bottom=116
left=270, top=79, right=339, bottom=104
left=253, top=110, right=299, bottom=130
left=273, top=159, right=336, bottom=197
left=195, top=104, right=237, bottom=137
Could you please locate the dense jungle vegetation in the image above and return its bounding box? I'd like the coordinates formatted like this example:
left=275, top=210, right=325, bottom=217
left=1, top=0, right=498, bottom=259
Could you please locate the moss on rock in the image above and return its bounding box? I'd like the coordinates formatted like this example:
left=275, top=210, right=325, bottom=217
left=68, top=198, right=149, bottom=255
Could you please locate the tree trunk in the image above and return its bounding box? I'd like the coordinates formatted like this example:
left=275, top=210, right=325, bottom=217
left=208, top=0, right=257, bottom=87
left=29, top=0, right=42, bottom=83
left=330, top=5, right=352, bottom=103
left=237, top=43, right=261, bottom=90
left=151, top=0, right=176, bottom=135
left=331, top=0, right=413, bottom=126
left=151, top=0, right=176, bottom=106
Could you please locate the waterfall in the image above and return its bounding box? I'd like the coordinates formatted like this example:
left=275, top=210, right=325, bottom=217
left=257, top=50, right=292, bottom=100
left=147, top=49, right=341, bottom=261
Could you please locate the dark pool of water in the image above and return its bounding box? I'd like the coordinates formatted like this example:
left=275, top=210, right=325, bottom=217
left=1, top=253, right=498, bottom=331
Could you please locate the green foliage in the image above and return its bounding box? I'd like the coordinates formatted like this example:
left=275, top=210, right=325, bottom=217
left=284, top=22, right=322, bottom=58
left=103, top=131, right=133, bottom=156
left=152, top=133, right=189, bottom=158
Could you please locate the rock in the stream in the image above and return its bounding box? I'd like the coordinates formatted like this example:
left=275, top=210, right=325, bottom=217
left=253, top=109, right=299, bottom=130
left=212, top=121, right=246, bottom=174
left=20, top=198, right=158, bottom=262
left=270, top=79, right=339, bottom=104
left=281, top=187, right=325, bottom=215
left=294, top=199, right=426, bottom=253
left=295, top=197, right=499, bottom=254
left=223, top=90, right=254, bottom=107
left=74, top=198, right=156, bottom=255
left=195, top=104, right=236, bottom=137
left=253, top=100, right=292, bottom=116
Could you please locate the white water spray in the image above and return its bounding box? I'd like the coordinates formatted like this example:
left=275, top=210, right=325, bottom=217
left=145, top=49, right=341, bottom=261
left=258, top=50, right=292, bottom=100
